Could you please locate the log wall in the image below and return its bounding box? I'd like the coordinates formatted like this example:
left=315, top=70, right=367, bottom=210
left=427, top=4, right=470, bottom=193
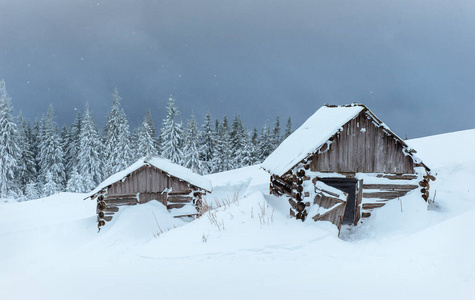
left=108, top=166, right=191, bottom=195
left=96, top=165, right=205, bottom=230
left=309, top=111, right=415, bottom=174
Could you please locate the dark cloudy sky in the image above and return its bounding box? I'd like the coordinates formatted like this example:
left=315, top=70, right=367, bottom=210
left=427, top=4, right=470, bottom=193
left=0, top=0, right=474, bottom=138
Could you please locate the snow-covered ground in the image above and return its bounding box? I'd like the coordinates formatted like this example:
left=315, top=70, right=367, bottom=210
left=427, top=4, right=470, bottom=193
left=1, top=129, right=474, bottom=299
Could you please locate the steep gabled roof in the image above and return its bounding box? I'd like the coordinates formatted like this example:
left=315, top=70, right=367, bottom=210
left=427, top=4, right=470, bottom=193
left=262, top=104, right=422, bottom=176
left=86, top=155, right=212, bottom=199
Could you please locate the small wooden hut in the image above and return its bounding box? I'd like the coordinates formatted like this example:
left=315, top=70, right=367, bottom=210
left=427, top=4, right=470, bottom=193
left=86, top=155, right=212, bottom=230
left=262, top=104, right=435, bottom=232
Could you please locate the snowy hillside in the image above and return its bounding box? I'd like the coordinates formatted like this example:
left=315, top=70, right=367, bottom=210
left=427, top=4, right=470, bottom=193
left=1, top=129, right=474, bottom=299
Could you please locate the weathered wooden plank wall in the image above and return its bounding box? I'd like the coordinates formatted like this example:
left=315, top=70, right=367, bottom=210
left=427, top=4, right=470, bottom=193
left=108, top=165, right=191, bottom=195
left=96, top=165, right=204, bottom=230
left=309, top=112, right=415, bottom=174
left=139, top=193, right=167, bottom=205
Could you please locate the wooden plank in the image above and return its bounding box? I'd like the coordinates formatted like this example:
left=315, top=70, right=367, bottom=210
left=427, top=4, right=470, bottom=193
left=105, top=194, right=137, bottom=199
left=363, top=191, right=408, bottom=199
left=362, top=203, right=386, bottom=209
left=361, top=212, right=371, bottom=218
left=104, top=198, right=138, bottom=205
left=167, top=195, right=193, bottom=201
left=376, top=174, right=418, bottom=180
left=354, top=179, right=363, bottom=225
left=167, top=203, right=186, bottom=209
left=173, top=213, right=199, bottom=218
left=363, top=184, right=418, bottom=190
left=102, top=206, right=119, bottom=213
left=167, top=197, right=193, bottom=204
left=168, top=190, right=192, bottom=195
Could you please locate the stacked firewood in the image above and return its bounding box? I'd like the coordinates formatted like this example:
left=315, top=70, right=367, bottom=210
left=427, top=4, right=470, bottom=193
left=288, top=165, right=312, bottom=221
left=419, top=172, right=436, bottom=201
left=96, top=194, right=138, bottom=230
left=270, top=164, right=314, bottom=221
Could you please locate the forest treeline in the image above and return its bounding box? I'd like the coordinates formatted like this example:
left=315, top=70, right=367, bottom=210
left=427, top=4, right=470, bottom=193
left=0, top=80, right=292, bottom=200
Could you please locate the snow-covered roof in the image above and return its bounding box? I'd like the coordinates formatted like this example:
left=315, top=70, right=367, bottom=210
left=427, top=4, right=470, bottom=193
left=262, top=105, right=365, bottom=176
left=86, top=155, right=212, bottom=198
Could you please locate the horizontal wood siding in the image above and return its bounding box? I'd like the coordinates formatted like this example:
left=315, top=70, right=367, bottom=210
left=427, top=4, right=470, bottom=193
left=108, top=165, right=194, bottom=195
left=309, top=111, right=415, bottom=174
left=97, top=165, right=204, bottom=230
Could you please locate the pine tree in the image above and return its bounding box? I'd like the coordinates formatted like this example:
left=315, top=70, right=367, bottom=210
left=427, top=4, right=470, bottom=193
left=271, top=116, right=281, bottom=150
left=283, top=116, right=292, bottom=140
left=240, top=129, right=256, bottom=167
left=250, top=127, right=260, bottom=163
left=258, top=124, right=273, bottom=162
left=183, top=113, right=202, bottom=173
left=64, top=111, right=82, bottom=178
left=212, top=116, right=232, bottom=172
left=16, top=113, right=36, bottom=193
left=230, top=114, right=247, bottom=168
left=66, top=167, right=86, bottom=193
left=77, top=103, right=102, bottom=191
left=38, top=105, right=65, bottom=191
left=136, top=109, right=158, bottom=158
left=0, top=80, right=21, bottom=198
left=43, top=171, right=59, bottom=197
left=25, top=181, right=39, bottom=200
left=160, top=97, right=184, bottom=164
left=31, top=121, right=41, bottom=174
left=199, top=112, right=216, bottom=174
left=103, top=88, right=133, bottom=176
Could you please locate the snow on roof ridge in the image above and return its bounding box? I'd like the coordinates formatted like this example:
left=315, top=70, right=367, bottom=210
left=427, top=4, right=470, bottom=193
left=262, top=104, right=365, bottom=176
left=86, top=155, right=211, bottom=199
left=144, top=155, right=212, bottom=192
left=262, top=103, right=428, bottom=176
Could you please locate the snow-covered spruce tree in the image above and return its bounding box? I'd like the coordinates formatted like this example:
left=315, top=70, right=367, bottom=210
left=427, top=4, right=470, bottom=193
left=144, top=109, right=159, bottom=151
left=16, top=113, right=37, bottom=193
left=66, top=166, right=86, bottom=193
left=183, top=113, right=202, bottom=173
left=77, top=103, right=103, bottom=191
left=199, top=112, right=216, bottom=174
left=60, top=125, right=69, bottom=186
left=25, top=181, right=39, bottom=200
left=31, top=121, right=41, bottom=174
left=0, top=80, right=21, bottom=198
left=136, top=109, right=158, bottom=158
left=230, top=114, right=247, bottom=168
left=103, top=88, right=133, bottom=176
left=38, top=105, right=65, bottom=193
left=64, top=111, right=82, bottom=179
left=249, top=127, right=260, bottom=164
left=240, top=129, right=256, bottom=167
left=258, top=124, right=273, bottom=162
left=160, top=97, right=184, bottom=164
left=211, top=116, right=233, bottom=172
left=283, top=116, right=292, bottom=140
left=271, top=116, right=281, bottom=150
left=42, top=171, right=59, bottom=197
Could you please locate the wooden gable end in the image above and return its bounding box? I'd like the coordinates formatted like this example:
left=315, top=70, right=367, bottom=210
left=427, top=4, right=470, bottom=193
left=309, top=110, right=415, bottom=174
left=108, top=165, right=191, bottom=195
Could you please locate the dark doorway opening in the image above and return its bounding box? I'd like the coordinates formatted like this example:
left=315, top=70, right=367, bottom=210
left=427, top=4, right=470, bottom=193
left=319, top=178, right=358, bottom=225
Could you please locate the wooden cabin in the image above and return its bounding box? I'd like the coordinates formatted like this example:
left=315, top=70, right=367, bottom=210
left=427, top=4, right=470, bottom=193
left=86, top=155, right=212, bottom=230
left=262, top=104, right=435, bottom=232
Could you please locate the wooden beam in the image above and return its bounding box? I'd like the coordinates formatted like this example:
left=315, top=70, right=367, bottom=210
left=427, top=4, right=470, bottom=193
left=362, top=203, right=386, bottom=209
left=167, top=203, right=187, bottom=209
left=363, top=191, right=408, bottom=199
left=363, top=184, right=418, bottom=190
left=376, top=174, right=418, bottom=180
